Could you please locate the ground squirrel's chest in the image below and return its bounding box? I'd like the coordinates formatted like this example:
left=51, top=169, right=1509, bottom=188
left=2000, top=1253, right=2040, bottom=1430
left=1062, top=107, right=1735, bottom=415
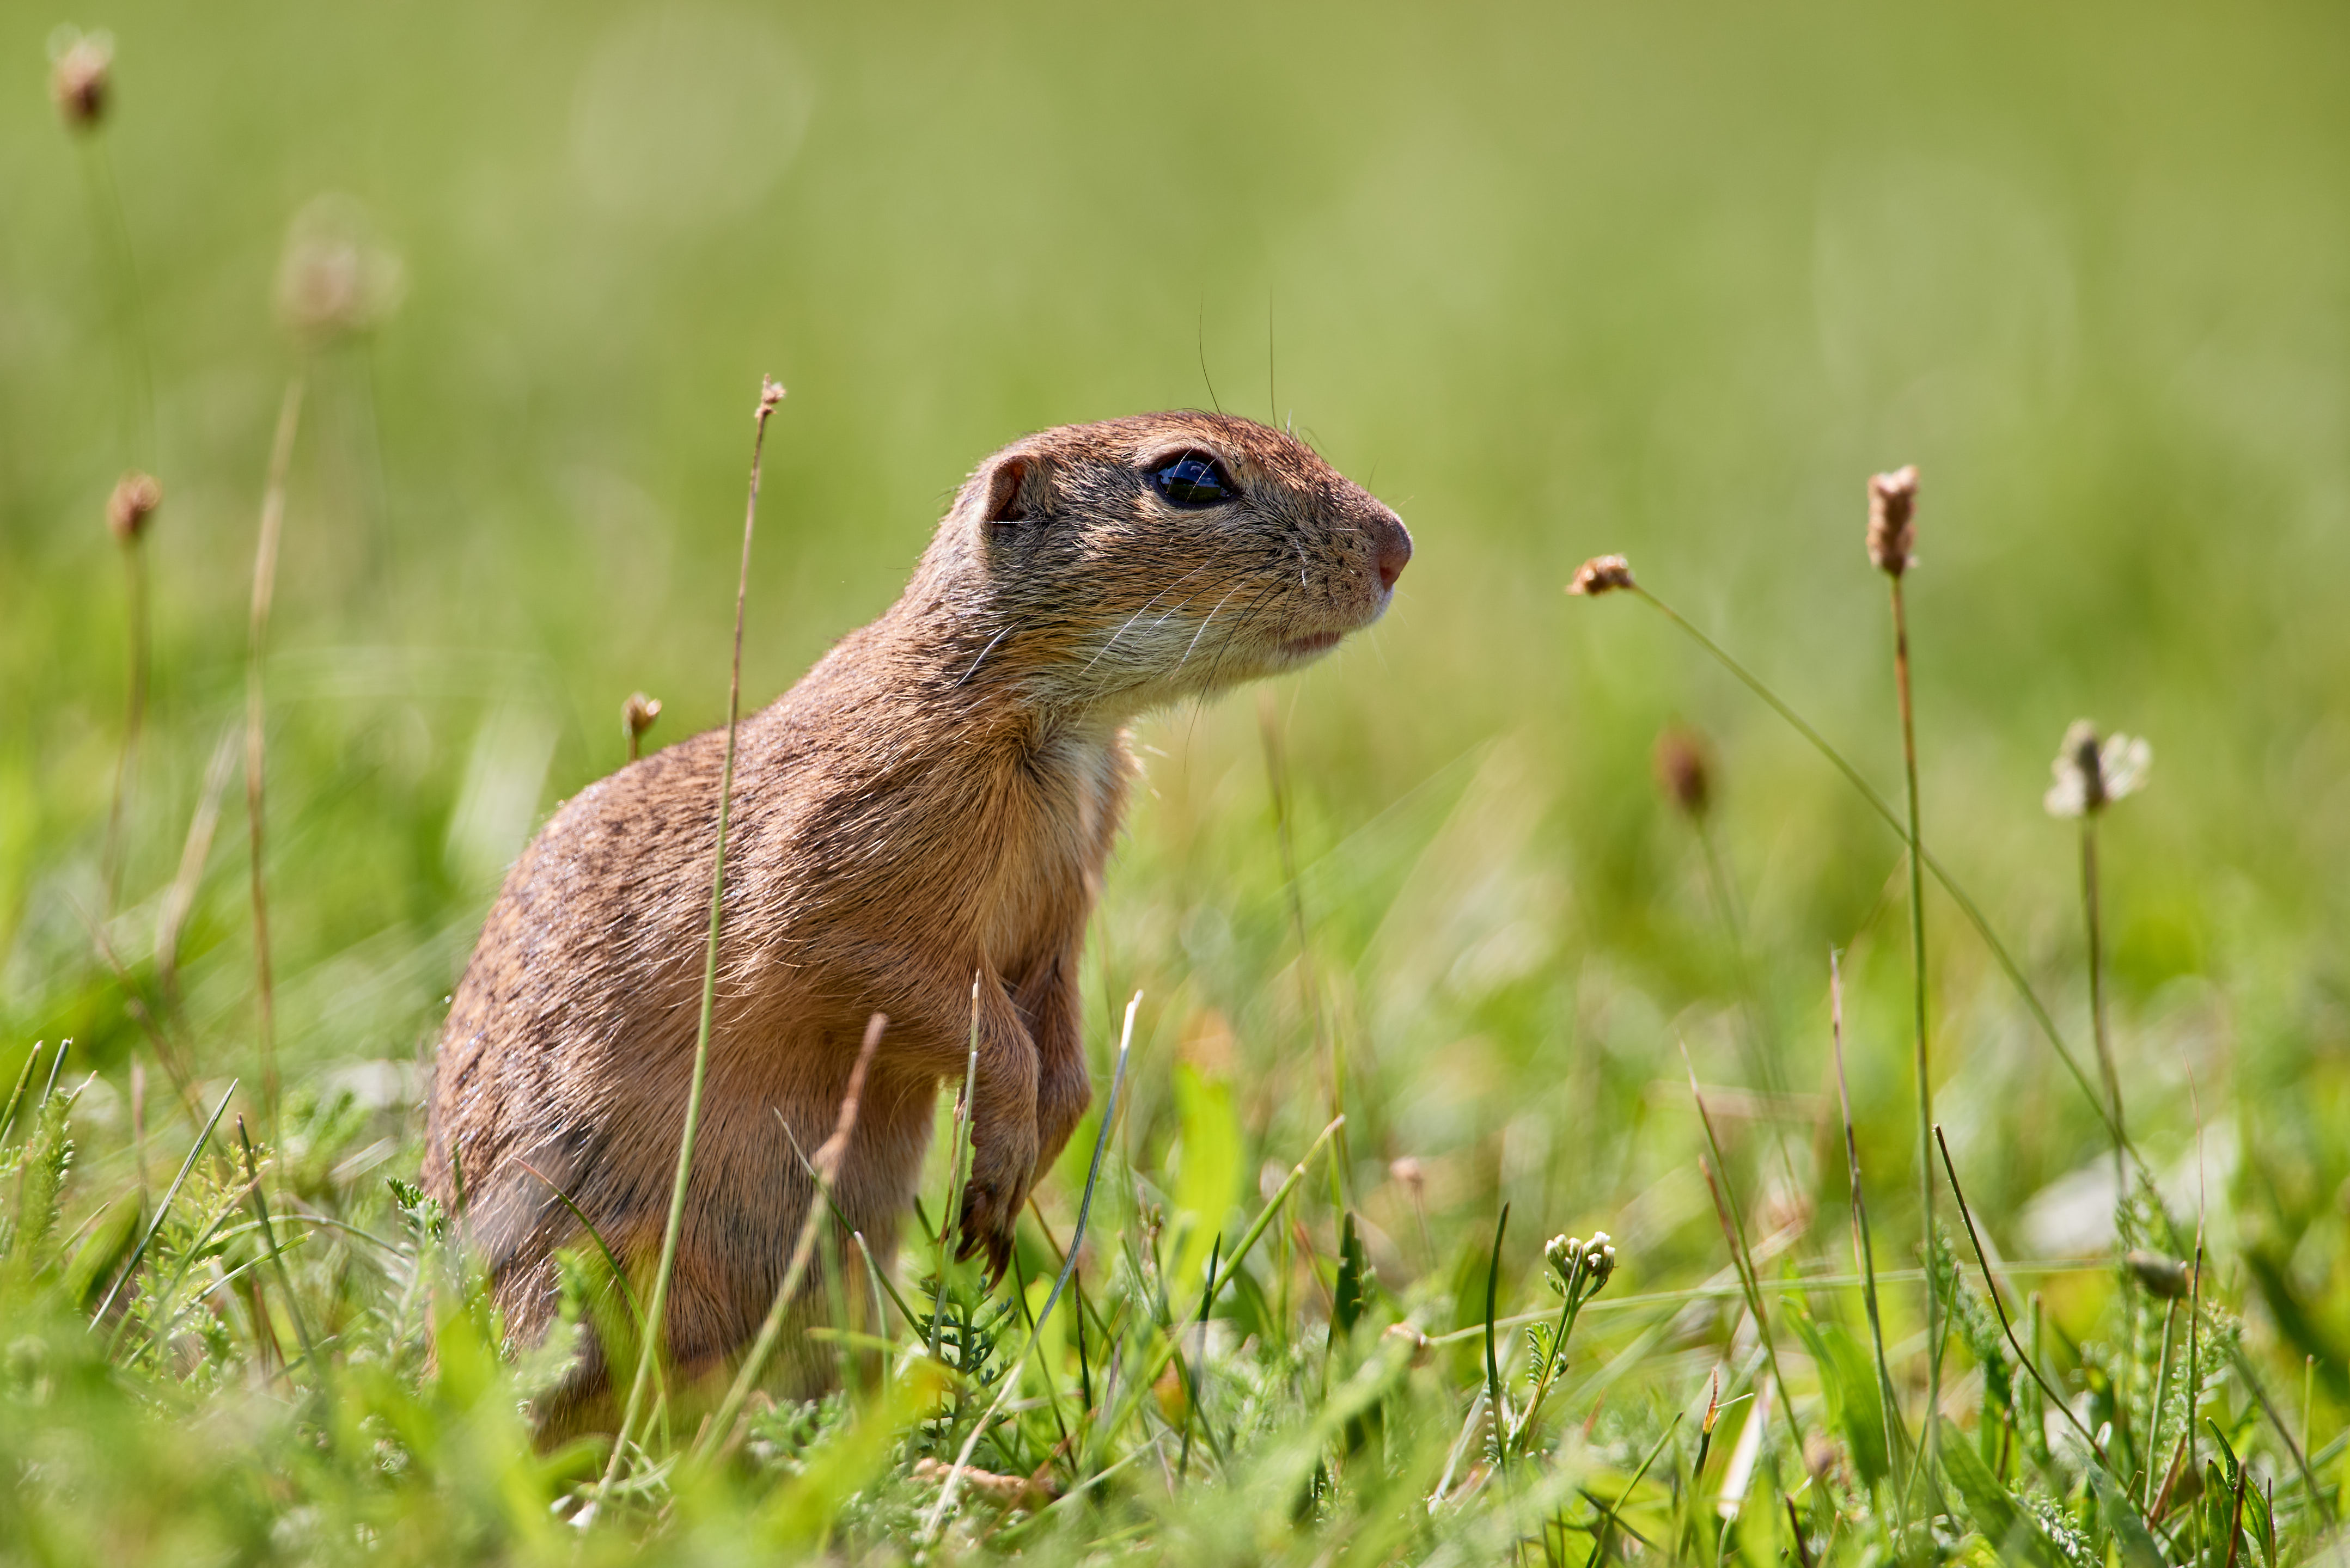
left=970, top=729, right=1127, bottom=960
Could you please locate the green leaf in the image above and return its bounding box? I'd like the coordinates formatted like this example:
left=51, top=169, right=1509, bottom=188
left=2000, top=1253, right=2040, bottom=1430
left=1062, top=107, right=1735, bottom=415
left=1333, top=1209, right=1370, bottom=1339
left=1793, top=1307, right=1893, bottom=1487
left=2245, top=1468, right=2277, bottom=1568
left=1169, top=1064, right=1241, bottom=1298
left=2085, top=1456, right=2165, bottom=1568
left=1940, top=1420, right=2059, bottom=1566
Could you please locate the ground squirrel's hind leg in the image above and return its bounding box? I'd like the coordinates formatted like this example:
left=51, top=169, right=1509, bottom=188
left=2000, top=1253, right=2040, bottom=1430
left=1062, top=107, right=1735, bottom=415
left=955, top=964, right=1040, bottom=1281
left=1018, top=949, right=1091, bottom=1181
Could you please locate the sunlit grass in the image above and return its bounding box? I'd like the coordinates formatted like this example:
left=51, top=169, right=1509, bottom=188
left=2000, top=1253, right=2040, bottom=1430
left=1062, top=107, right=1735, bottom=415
left=8, top=1, right=2350, bottom=1561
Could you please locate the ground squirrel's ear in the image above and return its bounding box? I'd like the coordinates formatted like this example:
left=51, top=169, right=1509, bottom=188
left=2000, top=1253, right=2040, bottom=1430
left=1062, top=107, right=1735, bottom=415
left=984, top=454, right=1036, bottom=524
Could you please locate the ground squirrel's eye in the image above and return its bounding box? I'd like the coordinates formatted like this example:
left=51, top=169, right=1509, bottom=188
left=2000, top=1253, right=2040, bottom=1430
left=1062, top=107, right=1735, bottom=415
left=1150, top=451, right=1235, bottom=509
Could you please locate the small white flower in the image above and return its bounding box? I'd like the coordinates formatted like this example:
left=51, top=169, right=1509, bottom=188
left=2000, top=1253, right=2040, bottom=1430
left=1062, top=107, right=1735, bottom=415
left=2044, top=721, right=2152, bottom=818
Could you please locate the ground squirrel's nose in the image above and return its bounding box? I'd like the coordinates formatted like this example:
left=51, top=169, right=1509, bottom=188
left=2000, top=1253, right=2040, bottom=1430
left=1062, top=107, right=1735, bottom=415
left=1375, top=512, right=1412, bottom=592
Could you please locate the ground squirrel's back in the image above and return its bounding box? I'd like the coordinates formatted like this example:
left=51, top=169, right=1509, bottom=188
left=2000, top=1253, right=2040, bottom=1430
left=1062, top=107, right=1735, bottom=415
left=423, top=411, right=1411, bottom=1434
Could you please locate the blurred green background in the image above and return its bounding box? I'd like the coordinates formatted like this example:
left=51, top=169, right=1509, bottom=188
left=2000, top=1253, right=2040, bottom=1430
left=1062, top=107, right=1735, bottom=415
left=4, top=0, right=2347, bottom=1338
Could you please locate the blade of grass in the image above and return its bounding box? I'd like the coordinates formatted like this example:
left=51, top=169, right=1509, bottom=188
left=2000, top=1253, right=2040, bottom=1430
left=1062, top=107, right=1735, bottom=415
left=39, top=1038, right=71, bottom=1106
left=157, top=723, right=239, bottom=1020
left=931, top=977, right=982, bottom=1358
left=1883, top=565, right=1943, bottom=1504
left=235, top=1114, right=315, bottom=1374
left=1583, top=1413, right=1683, bottom=1566
left=693, top=1012, right=886, bottom=1463
left=1934, top=1124, right=2139, bottom=1509
left=2080, top=815, right=2127, bottom=1185
left=600, top=377, right=784, bottom=1496
left=0, top=1042, right=41, bottom=1147
left=1260, top=691, right=1348, bottom=1210
left=94, top=1077, right=236, bottom=1330
left=919, top=990, right=1140, bottom=1549
left=1833, top=950, right=1910, bottom=1503
left=70, top=901, right=199, bottom=1125
left=1484, top=1202, right=1509, bottom=1469
left=1009, top=1247, right=1072, bottom=1455
left=517, top=1157, right=648, bottom=1346
left=1175, top=1232, right=1220, bottom=1480
left=243, top=375, right=305, bottom=1135
left=104, top=500, right=149, bottom=910
left=1094, top=1112, right=1349, bottom=1461
left=1026, top=1193, right=1114, bottom=1361
left=1683, top=1044, right=1803, bottom=1457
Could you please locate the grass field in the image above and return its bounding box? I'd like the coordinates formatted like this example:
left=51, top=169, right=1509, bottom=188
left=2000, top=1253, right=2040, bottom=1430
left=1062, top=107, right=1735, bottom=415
left=5, top=1, right=2349, bottom=1561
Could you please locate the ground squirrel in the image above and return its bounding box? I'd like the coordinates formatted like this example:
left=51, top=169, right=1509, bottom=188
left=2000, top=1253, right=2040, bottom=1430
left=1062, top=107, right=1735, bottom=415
left=423, top=411, right=1411, bottom=1431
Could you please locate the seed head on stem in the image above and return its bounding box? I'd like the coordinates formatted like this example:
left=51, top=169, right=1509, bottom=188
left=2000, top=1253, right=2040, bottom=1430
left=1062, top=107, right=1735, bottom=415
left=1566, top=554, right=1637, bottom=596
left=50, top=28, right=112, bottom=132
left=2044, top=720, right=2150, bottom=819
left=1866, top=460, right=1942, bottom=1507
left=622, top=693, right=662, bottom=761
left=2045, top=719, right=2150, bottom=1178
left=1866, top=466, right=1919, bottom=576
left=1652, top=726, right=1712, bottom=822
left=107, top=471, right=161, bottom=544
left=103, top=471, right=162, bottom=905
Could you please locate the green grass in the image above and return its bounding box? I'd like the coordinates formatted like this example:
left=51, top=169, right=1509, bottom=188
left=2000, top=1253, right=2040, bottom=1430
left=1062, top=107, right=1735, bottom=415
left=7, top=1, right=2350, bottom=1561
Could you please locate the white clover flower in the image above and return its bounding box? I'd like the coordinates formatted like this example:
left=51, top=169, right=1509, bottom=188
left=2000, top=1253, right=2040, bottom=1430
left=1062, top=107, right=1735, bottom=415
left=2044, top=721, right=2152, bottom=818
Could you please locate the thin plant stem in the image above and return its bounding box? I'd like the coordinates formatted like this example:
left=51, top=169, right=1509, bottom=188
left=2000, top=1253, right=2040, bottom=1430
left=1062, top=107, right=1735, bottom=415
left=1096, top=1113, right=1347, bottom=1461
left=1692, top=814, right=1800, bottom=1193
left=1888, top=574, right=1942, bottom=1499
left=2082, top=818, right=2126, bottom=1183
left=1583, top=1414, right=1682, bottom=1567
left=517, top=1159, right=649, bottom=1348
left=693, top=1013, right=884, bottom=1463
left=235, top=1116, right=315, bottom=1374
left=2, top=1043, right=47, bottom=1148
left=1175, top=1232, right=1220, bottom=1480
left=1933, top=1125, right=2140, bottom=1502
left=1682, top=1045, right=1803, bottom=1457
left=130, top=1059, right=148, bottom=1210
left=71, top=900, right=199, bottom=1126
left=38, top=1040, right=71, bottom=1107
left=1786, top=1493, right=1816, bottom=1568
left=2147, top=1297, right=2179, bottom=1510
left=1627, top=586, right=2119, bottom=1146
left=921, top=991, right=1139, bottom=1547
left=105, top=536, right=149, bottom=909
left=1484, top=1202, right=1509, bottom=1473
left=1510, top=1246, right=1606, bottom=1457
left=244, top=376, right=306, bottom=1136
left=77, top=136, right=156, bottom=468
left=600, top=377, right=783, bottom=1494
left=1024, top=1193, right=1114, bottom=1352
left=1260, top=692, right=1348, bottom=1209
left=2222, top=1458, right=2249, bottom=1568
left=853, top=1231, right=903, bottom=1346
left=1833, top=951, right=1908, bottom=1507
left=94, top=1079, right=236, bottom=1331
left=931, top=979, right=981, bottom=1357
left=157, top=724, right=239, bottom=1021
left=2184, top=1234, right=2202, bottom=1508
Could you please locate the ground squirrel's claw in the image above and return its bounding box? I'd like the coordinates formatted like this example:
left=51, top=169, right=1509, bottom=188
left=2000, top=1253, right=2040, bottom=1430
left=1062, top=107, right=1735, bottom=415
left=956, top=1178, right=1020, bottom=1285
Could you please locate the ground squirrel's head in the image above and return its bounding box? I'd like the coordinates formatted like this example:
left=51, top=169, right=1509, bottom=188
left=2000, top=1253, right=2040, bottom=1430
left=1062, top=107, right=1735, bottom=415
left=912, top=412, right=1411, bottom=714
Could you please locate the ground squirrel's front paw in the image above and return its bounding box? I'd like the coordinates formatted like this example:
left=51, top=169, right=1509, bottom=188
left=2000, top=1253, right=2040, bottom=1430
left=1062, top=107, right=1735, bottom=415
left=954, top=1174, right=1022, bottom=1282
left=955, top=1125, right=1037, bottom=1282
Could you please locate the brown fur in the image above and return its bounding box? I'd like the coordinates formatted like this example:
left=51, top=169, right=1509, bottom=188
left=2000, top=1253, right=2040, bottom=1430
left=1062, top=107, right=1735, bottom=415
left=422, top=412, right=1410, bottom=1434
